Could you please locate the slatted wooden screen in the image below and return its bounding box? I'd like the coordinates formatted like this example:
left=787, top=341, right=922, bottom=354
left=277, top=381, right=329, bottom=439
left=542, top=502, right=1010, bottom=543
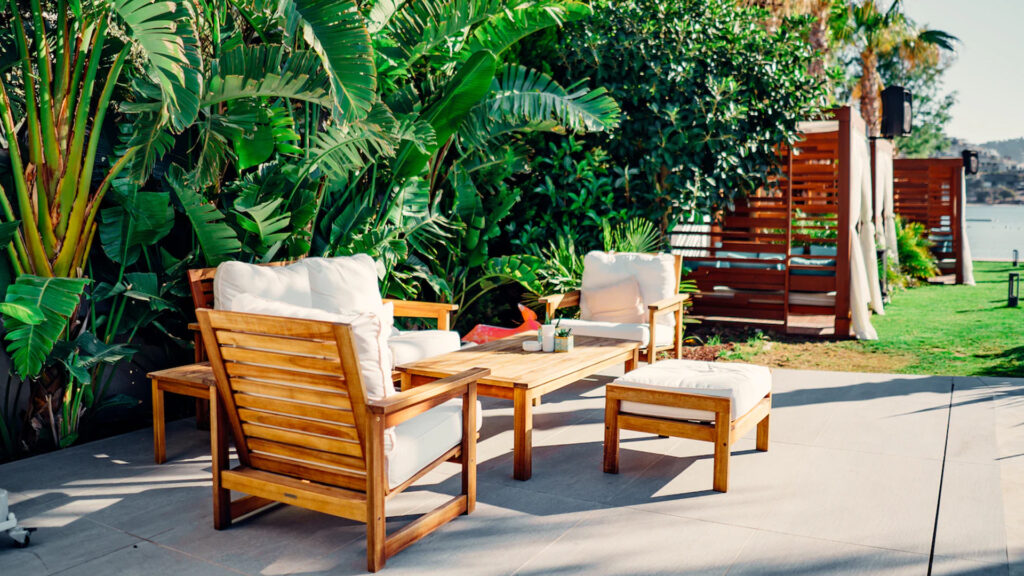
left=678, top=107, right=854, bottom=337
left=892, top=158, right=964, bottom=283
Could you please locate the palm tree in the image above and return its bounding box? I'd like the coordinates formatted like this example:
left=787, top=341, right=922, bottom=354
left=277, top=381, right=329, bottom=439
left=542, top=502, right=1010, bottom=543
left=743, top=0, right=836, bottom=78
left=833, top=0, right=957, bottom=136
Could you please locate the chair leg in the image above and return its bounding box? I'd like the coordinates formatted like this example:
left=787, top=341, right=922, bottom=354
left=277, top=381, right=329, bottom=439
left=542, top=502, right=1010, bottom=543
left=756, top=413, right=770, bottom=452
left=210, top=391, right=231, bottom=529
left=603, top=398, right=620, bottom=474
left=462, top=385, right=477, bottom=514
left=712, top=416, right=730, bottom=493
left=366, top=412, right=387, bottom=572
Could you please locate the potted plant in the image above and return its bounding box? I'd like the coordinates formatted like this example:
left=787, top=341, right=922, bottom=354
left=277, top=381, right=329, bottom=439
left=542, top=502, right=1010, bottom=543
left=553, top=321, right=574, bottom=353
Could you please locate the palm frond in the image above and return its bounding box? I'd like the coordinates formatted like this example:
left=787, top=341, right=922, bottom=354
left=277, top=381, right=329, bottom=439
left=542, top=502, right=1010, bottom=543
left=465, top=1, right=591, bottom=56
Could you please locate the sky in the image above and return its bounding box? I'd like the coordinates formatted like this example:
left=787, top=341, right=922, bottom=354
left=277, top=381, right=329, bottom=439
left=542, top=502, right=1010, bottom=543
left=902, top=0, right=1024, bottom=144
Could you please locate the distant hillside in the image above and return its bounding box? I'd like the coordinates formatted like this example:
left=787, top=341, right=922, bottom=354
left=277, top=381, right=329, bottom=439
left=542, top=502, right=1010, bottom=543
left=980, top=138, right=1024, bottom=164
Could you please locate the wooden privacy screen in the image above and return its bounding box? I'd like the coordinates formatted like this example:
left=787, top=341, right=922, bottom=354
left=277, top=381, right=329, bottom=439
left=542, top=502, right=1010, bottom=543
left=892, top=158, right=965, bottom=284
left=676, top=107, right=855, bottom=337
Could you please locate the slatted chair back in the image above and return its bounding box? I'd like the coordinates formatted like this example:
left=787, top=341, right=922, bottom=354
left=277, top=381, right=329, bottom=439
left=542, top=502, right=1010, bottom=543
left=197, top=309, right=371, bottom=493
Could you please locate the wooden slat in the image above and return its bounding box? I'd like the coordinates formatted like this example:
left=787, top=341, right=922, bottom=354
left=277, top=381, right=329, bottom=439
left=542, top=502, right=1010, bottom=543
left=226, top=362, right=347, bottom=390
left=248, top=453, right=367, bottom=492
left=231, top=379, right=351, bottom=409
left=221, top=468, right=367, bottom=521
left=218, top=331, right=340, bottom=357
left=248, top=437, right=366, bottom=472
left=221, top=347, right=341, bottom=374
left=234, top=392, right=355, bottom=423
left=243, top=423, right=363, bottom=458
left=236, top=408, right=359, bottom=441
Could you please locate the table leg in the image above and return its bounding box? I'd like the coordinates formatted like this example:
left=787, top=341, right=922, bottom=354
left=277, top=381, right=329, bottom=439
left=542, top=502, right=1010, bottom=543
left=152, top=379, right=166, bottom=464
left=625, top=348, right=638, bottom=373
left=513, top=388, right=533, bottom=481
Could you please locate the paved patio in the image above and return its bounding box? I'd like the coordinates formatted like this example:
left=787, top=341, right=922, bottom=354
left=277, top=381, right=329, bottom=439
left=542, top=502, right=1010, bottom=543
left=0, top=368, right=1021, bottom=575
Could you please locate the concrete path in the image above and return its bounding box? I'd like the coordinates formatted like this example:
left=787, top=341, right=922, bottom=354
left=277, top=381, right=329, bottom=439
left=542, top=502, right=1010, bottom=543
left=0, top=369, right=1020, bottom=575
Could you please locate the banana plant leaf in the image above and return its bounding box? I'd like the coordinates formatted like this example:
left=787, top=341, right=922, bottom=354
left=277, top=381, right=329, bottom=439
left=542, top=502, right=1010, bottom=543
left=168, top=167, right=242, bottom=266
left=1, top=275, right=90, bottom=379
left=99, top=187, right=174, bottom=266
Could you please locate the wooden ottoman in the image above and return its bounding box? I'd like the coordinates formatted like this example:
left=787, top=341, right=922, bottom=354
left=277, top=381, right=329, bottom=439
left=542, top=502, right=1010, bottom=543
left=603, top=359, right=771, bottom=492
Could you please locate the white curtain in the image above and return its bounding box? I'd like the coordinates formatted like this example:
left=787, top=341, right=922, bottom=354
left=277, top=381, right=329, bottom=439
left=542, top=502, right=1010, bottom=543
left=959, top=171, right=976, bottom=285
left=873, top=140, right=899, bottom=268
left=848, top=127, right=879, bottom=340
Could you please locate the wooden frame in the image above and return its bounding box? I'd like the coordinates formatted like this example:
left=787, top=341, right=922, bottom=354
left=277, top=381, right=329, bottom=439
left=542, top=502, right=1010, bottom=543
left=604, top=382, right=770, bottom=492
left=892, top=158, right=966, bottom=284
left=677, top=107, right=859, bottom=338
left=197, top=309, right=488, bottom=572
left=536, top=253, right=686, bottom=364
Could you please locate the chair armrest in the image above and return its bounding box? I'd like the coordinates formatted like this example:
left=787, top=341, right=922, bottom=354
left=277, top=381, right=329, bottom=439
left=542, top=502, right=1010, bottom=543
left=537, top=290, right=581, bottom=322
left=188, top=322, right=200, bottom=333
left=384, top=299, right=459, bottom=330
left=647, top=293, right=689, bottom=313
left=367, top=367, right=490, bottom=426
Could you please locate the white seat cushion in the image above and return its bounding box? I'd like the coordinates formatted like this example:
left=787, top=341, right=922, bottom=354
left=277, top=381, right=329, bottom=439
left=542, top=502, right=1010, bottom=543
left=226, top=294, right=395, bottom=400
left=553, top=319, right=674, bottom=348
left=385, top=398, right=482, bottom=489
left=389, top=330, right=462, bottom=366
left=615, top=359, right=771, bottom=422
left=214, top=261, right=311, bottom=310
left=581, top=252, right=678, bottom=330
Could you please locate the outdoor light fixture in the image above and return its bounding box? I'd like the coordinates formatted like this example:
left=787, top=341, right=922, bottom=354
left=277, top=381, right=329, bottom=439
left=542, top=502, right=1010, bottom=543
left=881, top=86, right=913, bottom=139
left=962, top=150, right=980, bottom=175
left=1009, top=273, right=1020, bottom=307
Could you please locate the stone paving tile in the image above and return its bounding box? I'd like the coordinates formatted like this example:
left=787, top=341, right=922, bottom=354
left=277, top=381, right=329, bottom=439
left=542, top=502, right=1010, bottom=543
left=0, top=369, right=1018, bottom=575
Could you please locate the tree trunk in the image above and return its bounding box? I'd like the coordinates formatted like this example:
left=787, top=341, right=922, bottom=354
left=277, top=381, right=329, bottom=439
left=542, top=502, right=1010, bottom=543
left=807, top=0, right=831, bottom=78
left=860, top=47, right=882, bottom=137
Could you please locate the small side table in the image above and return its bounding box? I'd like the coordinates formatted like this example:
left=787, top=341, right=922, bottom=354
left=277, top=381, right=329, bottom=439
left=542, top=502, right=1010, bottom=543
left=149, top=363, right=216, bottom=464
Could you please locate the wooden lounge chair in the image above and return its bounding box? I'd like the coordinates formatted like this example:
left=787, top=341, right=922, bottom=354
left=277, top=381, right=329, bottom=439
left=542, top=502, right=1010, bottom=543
left=538, top=251, right=686, bottom=364
left=197, top=309, right=488, bottom=572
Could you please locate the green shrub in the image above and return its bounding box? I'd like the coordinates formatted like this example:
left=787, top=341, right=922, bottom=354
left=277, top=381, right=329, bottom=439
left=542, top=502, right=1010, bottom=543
left=896, top=217, right=939, bottom=280
left=536, top=0, right=826, bottom=225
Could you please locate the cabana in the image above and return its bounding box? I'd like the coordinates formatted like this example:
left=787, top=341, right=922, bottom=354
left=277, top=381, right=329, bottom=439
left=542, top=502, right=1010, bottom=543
left=892, top=158, right=975, bottom=285
left=675, top=107, right=882, bottom=339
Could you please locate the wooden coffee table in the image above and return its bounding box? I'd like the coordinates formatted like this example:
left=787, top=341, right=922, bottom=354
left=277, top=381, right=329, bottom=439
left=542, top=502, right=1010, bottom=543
left=397, top=332, right=640, bottom=480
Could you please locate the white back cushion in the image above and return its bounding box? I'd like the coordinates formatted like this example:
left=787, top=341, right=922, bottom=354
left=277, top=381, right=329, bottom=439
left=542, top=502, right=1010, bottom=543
left=304, top=255, right=384, bottom=315
left=581, top=277, right=645, bottom=323
left=228, top=294, right=395, bottom=400
left=214, top=261, right=311, bottom=310
left=581, top=252, right=677, bottom=327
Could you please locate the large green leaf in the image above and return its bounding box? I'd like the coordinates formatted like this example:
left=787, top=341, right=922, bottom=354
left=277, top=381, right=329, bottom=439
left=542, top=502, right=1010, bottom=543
left=465, top=0, right=591, bottom=56
left=113, top=0, right=203, bottom=131
left=99, top=186, right=174, bottom=266
left=168, top=167, right=242, bottom=266
left=287, top=0, right=377, bottom=121
left=479, top=65, right=620, bottom=133
left=204, top=46, right=334, bottom=108
left=2, top=276, right=91, bottom=379
left=393, top=49, right=498, bottom=180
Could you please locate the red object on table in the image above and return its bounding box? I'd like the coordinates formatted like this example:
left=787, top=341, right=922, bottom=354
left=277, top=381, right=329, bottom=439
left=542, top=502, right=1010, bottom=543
left=463, top=304, right=542, bottom=344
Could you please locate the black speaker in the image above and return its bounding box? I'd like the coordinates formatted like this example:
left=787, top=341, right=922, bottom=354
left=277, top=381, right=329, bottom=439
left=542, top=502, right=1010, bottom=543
left=962, top=150, right=980, bottom=175
left=881, top=86, right=912, bottom=138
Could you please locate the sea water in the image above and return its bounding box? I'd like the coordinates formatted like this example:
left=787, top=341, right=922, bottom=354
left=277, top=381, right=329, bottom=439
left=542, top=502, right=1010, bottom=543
left=966, top=204, right=1024, bottom=261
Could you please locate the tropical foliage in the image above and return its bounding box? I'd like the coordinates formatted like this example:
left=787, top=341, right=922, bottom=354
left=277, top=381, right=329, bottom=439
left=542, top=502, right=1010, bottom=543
left=535, top=0, right=826, bottom=227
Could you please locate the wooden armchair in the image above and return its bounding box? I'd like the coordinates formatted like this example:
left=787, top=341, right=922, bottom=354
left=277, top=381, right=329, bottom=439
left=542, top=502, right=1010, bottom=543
left=197, top=309, right=488, bottom=572
left=538, top=252, right=687, bottom=364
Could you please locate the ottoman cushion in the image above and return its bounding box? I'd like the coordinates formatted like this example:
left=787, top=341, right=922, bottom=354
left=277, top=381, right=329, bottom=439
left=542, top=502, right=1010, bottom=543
left=615, top=359, right=771, bottom=422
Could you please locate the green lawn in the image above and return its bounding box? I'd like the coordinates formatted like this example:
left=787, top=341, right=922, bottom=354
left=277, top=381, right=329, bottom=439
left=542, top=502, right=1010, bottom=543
left=860, top=260, right=1024, bottom=376
left=719, top=261, right=1024, bottom=377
